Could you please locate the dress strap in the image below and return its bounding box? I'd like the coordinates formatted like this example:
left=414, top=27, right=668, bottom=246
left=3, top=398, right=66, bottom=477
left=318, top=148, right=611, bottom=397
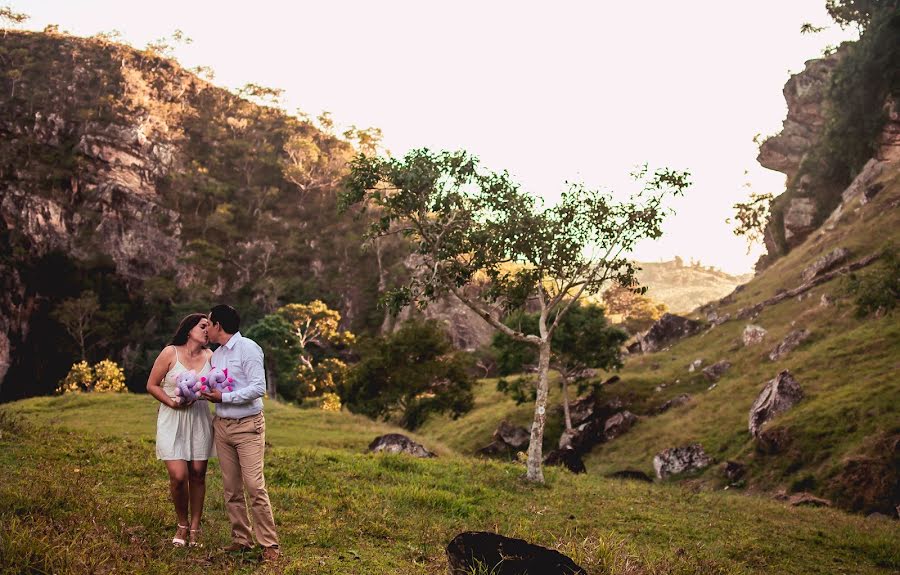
left=172, top=345, right=180, bottom=367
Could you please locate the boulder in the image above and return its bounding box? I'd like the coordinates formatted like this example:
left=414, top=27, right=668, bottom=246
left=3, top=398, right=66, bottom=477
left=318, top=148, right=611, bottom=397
left=492, top=420, right=530, bottom=451
left=543, top=447, right=587, bottom=474
left=742, top=324, right=768, bottom=346
left=657, top=394, right=691, bottom=414
left=606, top=469, right=653, bottom=483
left=558, top=419, right=604, bottom=452
left=567, top=393, right=598, bottom=427
left=635, top=313, right=703, bottom=354
left=653, top=443, right=711, bottom=479
left=783, top=197, right=819, bottom=248
left=688, top=359, right=703, bottom=373
left=702, top=360, right=732, bottom=382
left=748, top=370, right=804, bottom=438
left=368, top=434, right=434, bottom=458
left=768, top=329, right=811, bottom=361
left=603, top=411, right=637, bottom=440
left=801, top=247, right=850, bottom=283
left=446, top=532, right=587, bottom=575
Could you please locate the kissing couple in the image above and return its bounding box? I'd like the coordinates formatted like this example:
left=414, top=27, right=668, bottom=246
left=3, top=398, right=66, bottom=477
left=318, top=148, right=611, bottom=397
left=145, top=304, right=280, bottom=562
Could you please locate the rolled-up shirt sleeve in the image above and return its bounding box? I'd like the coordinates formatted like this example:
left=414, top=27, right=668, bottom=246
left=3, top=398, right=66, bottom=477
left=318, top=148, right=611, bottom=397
left=222, top=344, right=267, bottom=404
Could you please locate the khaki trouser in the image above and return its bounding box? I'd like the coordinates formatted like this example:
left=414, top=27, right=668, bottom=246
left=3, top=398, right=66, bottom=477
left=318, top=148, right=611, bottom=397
left=213, top=412, right=279, bottom=547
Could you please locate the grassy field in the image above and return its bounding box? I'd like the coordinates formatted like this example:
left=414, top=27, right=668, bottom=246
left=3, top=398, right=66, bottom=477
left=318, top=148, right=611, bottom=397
left=1, top=394, right=899, bottom=574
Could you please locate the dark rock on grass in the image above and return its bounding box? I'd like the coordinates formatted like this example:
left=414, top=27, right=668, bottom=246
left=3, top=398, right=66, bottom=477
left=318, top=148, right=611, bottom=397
left=543, top=446, right=586, bottom=474
left=748, top=370, right=804, bottom=438
left=446, top=531, right=587, bottom=575
left=558, top=419, right=604, bottom=452
left=768, top=329, right=811, bottom=361
left=603, top=411, right=637, bottom=440
left=568, top=393, right=599, bottom=427
left=368, top=434, right=434, bottom=458
left=722, top=460, right=746, bottom=482
left=653, top=443, right=711, bottom=479
left=702, top=360, right=732, bottom=382
left=657, top=394, right=691, bottom=414
left=607, top=469, right=653, bottom=482
left=492, top=420, right=530, bottom=450
left=635, top=313, right=703, bottom=354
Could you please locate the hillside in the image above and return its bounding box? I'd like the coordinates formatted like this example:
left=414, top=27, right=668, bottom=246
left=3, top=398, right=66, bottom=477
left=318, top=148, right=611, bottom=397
left=420, top=143, right=900, bottom=519
left=2, top=394, right=898, bottom=574
left=634, top=260, right=752, bottom=313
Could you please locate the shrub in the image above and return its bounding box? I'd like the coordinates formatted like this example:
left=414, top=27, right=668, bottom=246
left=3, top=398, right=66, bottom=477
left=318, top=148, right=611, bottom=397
left=843, top=246, right=900, bottom=317
left=56, top=359, right=127, bottom=394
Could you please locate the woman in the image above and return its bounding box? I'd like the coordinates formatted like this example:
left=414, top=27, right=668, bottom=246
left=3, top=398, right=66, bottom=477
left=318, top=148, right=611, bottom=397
left=146, top=313, right=215, bottom=547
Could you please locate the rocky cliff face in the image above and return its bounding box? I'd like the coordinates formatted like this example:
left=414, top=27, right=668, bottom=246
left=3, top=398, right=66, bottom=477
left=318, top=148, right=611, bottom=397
left=756, top=37, right=900, bottom=268
left=0, top=31, right=395, bottom=398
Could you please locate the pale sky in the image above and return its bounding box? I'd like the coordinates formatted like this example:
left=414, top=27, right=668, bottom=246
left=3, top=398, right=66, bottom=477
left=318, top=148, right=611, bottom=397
left=15, top=1, right=857, bottom=274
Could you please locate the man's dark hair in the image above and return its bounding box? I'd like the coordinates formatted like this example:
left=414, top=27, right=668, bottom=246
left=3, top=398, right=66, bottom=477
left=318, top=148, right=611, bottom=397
left=169, top=313, right=207, bottom=346
left=210, top=304, right=240, bottom=334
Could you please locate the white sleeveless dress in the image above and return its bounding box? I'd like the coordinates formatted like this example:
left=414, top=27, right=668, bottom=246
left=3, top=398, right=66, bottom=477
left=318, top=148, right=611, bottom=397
left=155, top=348, right=216, bottom=461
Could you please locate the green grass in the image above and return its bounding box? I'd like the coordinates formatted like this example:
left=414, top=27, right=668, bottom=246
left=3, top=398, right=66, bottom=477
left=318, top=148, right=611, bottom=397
left=1, top=396, right=899, bottom=574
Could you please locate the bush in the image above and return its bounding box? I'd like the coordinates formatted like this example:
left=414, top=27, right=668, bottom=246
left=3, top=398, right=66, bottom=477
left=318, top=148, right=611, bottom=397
left=56, top=359, right=127, bottom=394
left=843, top=246, right=900, bottom=317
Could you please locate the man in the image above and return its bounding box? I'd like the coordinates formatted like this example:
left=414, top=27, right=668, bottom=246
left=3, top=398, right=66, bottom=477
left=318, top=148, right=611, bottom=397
left=201, top=304, right=280, bottom=562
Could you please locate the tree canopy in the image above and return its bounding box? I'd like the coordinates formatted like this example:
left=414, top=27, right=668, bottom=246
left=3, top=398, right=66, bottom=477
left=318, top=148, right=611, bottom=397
left=341, top=149, right=690, bottom=481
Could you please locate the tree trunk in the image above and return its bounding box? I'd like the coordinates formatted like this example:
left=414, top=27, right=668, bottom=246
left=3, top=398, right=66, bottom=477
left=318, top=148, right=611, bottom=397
left=561, top=376, right=572, bottom=431
left=265, top=358, right=277, bottom=399
left=525, top=340, right=551, bottom=483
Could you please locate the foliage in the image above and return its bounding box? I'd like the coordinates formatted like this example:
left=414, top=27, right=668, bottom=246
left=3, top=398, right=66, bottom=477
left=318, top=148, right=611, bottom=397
left=320, top=391, right=342, bottom=412
left=341, top=148, right=689, bottom=481
left=601, top=283, right=668, bottom=335
left=296, top=357, right=348, bottom=397
left=51, top=291, right=99, bottom=361
left=843, top=246, right=900, bottom=316
left=729, top=191, right=774, bottom=249
left=826, top=0, right=899, bottom=29
left=243, top=313, right=303, bottom=400
left=0, top=5, right=28, bottom=28
left=339, top=320, right=474, bottom=430
left=56, top=359, right=126, bottom=393
left=92, top=359, right=127, bottom=392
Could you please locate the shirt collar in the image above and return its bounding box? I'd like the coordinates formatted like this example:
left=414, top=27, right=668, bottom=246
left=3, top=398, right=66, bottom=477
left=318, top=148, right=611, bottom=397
left=223, top=331, right=242, bottom=349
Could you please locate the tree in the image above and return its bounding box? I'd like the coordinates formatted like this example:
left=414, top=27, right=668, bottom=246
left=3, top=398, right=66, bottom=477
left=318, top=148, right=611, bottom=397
left=244, top=313, right=302, bottom=400
left=339, top=320, right=474, bottom=429
left=728, top=191, right=774, bottom=250
left=52, top=291, right=100, bottom=361
left=492, top=302, right=627, bottom=431
left=601, top=282, right=668, bottom=335
left=277, top=301, right=354, bottom=399
left=341, top=149, right=690, bottom=482
left=0, top=5, right=29, bottom=32
left=825, top=0, right=898, bottom=30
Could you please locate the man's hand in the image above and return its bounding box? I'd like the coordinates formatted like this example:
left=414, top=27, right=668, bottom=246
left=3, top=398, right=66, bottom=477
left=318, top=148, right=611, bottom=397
left=201, top=389, right=223, bottom=403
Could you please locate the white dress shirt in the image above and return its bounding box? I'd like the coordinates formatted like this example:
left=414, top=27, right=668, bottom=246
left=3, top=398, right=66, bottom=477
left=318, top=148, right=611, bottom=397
left=210, top=331, right=266, bottom=419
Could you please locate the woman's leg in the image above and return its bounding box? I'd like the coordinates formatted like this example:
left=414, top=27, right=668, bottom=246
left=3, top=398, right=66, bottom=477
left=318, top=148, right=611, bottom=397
left=165, top=460, right=190, bottom=542
left=188, top=460, right=208, bottom=531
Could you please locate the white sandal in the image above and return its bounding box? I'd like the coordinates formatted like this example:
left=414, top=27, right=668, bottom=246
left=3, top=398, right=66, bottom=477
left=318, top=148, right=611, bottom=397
left=172, top=524, right=189, bottom=547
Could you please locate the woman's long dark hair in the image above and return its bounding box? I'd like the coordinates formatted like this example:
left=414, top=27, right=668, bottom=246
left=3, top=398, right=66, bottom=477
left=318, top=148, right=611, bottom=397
left=169, top=313, right=207, bottom=346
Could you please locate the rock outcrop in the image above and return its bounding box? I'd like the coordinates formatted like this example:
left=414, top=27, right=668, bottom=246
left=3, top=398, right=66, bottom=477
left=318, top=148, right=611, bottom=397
left=634, top=313, right=703, bottom=354
left=702, top=360, right=732, bottom=382
left=543, top=446, right=587, bottom=474
left=653, top=443, right=711, bottom=479
left=657, top=394, right=691, bottom=414
left=477, top=420, right=530, bottom=458
left=742, top=324, right=768, bottom=346
left=801, top=248, right=851, bottom=282
left=368, top=434, right=435, bottom=458
left=749, top=371, right=804, bottom=438
left=768, top=329, right=811, bottom=361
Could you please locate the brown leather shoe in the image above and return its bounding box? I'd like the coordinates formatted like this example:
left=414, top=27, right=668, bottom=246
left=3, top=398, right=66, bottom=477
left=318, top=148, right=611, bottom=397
left=260, top=546, right=281, bottom=562
left=222, top=542, right=253, bottom=553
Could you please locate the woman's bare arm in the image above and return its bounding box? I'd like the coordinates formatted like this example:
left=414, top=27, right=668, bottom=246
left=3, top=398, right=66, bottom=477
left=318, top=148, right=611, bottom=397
left=146, top=346, right=179, bottom=408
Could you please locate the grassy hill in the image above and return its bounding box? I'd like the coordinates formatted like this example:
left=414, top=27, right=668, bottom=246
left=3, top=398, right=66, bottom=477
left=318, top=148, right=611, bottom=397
left=419, top=162, right=900, bottom=518
left=1, top=393, right=898, bottom=574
